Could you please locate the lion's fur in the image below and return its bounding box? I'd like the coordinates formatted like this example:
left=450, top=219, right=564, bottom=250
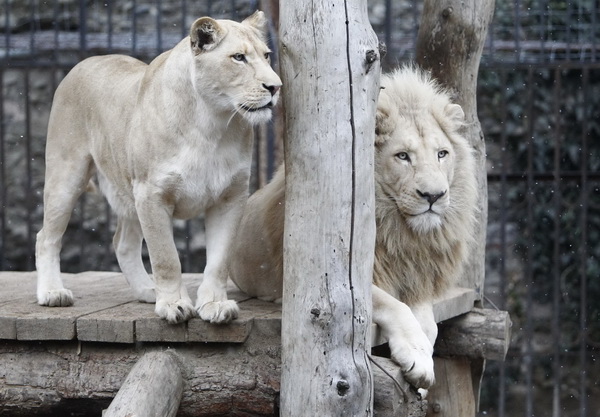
left=36, top=12, right=281, bottom=324
left=230, top=66, right=477, bottom=308
left=372, top=66, right=478, bottom=305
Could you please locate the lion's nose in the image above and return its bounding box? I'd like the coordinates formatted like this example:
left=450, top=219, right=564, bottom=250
left=263, top=83, right=281, bottom=96
left=417, top=190, right=446, bottom=205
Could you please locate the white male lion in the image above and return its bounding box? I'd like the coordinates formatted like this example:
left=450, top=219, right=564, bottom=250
left=229, top=66, right=477, bottom=389
left=35, top=11, right=281, bottom=324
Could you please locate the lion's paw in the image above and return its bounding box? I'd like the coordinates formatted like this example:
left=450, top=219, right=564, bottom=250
left=38, top=289, right=74, bottom=307
left=197, top=300, right=239, bottom=324
left=155, top=297, right=196, bottom=324
left=389, top=332, right=435, bottom=389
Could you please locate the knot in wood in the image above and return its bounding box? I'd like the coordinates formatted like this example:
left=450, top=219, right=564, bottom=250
left=336, top=379, right=350, bottom=396
left=432, top=402, right=442, bottom=413
left=442, top=7, right=453, bottom=19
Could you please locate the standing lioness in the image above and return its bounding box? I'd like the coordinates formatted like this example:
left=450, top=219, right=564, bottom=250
left=35, top=11, right=281, bottom=324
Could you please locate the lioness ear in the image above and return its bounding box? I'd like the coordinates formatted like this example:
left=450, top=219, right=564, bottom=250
left=190, top=17, right=224, bottom=54
left=444, top=103, right=465, bottom=129
left=242, top=10, right=268, bottom=37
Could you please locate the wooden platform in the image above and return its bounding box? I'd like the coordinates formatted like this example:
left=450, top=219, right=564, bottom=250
left=0, top=272, right=507, bottom=416
left=0, top=272, right=475, bottom=346
left=0, top=271, right=280, bottom=344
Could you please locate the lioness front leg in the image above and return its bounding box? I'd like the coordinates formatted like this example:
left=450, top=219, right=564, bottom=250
left=134, top=183, right=195, bottom=323
left=195, top=195, right=244, bottom=323
left=372, top=285, right=435, bottom=389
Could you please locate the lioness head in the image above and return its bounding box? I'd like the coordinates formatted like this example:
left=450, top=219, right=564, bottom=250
left=189, top=11, right=281, bottom=125
left=375, top=66, right=475, bottom=234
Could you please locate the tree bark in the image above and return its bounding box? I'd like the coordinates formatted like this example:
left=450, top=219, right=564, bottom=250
left=416, top=0, right=495, bottom=299
left=279, top=1, right=380, bottom=415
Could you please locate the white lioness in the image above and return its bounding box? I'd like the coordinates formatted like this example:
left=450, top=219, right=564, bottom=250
left=35, top=11, right=282, bottom=324
left=230, top=66, right=477, bottom=389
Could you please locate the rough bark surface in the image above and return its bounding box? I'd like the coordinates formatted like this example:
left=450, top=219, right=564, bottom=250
left=279, top=1, right=380, bottom=415
left=416, top=0, right=496, bottom=299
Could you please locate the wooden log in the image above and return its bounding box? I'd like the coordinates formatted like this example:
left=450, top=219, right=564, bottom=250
left=103, top=351, right=183, bottom=417
left=415, top=0, right=495, bottom=299
left=372, top=356, right=427, bottom=417
left=425, top=357, right=476, bottom=417
left=434, top=308, right=512, bottom=361
left=279, top=1, right=380, bottom=415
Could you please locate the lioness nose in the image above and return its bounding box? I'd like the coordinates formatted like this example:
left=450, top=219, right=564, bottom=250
left=263, top=83, right=280, bottom=96
left=417, top=190, right=446, bottom=205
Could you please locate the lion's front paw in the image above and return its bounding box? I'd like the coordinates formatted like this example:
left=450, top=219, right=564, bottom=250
left=197, top=300, right=239, bottom=324
left=155, top=297, right=196, bottom=324
left=38, top=289, right=74, bottom=307
left=389, top=332, right=435, bottom=389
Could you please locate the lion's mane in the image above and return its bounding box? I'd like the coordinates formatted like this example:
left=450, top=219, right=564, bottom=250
left=373, top=66, right=478, bottom=305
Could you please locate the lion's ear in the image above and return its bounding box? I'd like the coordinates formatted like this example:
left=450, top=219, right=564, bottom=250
left=190, top=17, right=225, bottom=54
left=375, top=91, right=394, bottom=145
left=444, top=103, right=465, bottom=129
left=242, top=10, right=268, bottom=37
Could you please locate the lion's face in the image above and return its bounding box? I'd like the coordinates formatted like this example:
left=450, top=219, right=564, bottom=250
left=189, top=12, right=282, bottom=125
left=375, top=71, right=468, bottom=235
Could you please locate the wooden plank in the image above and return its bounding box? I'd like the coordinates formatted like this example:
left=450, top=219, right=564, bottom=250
left=426, top=357, right=476, bottom=417
left=432, top=287, right=476, bottom=323
left=103, top=351, right=183, bottom=417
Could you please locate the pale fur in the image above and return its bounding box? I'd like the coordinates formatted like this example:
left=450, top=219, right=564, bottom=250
left=35, top=11, right=281, bottom=325
left=230, top=66, right=477, bottom=389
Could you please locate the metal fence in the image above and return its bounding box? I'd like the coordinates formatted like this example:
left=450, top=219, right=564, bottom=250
left=1, top=1, right=599, bottom=416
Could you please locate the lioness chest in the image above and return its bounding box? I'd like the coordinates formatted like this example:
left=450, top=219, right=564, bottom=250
left=149, top=133, right=253, bottom=220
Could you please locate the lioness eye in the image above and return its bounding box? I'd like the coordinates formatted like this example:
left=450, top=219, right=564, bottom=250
left=264, top=52, right=271, bottom=60
left=232, top=53, right=246, bottom=62
left=438, top=150, right=449, bottom=159
left=396, top=152, right=410, bottom=161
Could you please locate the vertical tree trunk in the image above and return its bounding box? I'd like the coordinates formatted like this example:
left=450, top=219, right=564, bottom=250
left=416, top=0, right=495, bottom=299
left=279, top=1, right=380, bottom=415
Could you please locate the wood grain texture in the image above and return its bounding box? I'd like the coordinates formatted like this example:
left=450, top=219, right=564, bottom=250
left=435, top=308, right=512, bottom=361
left=104, top=351, right=183, bottom=417
left=279, top=1, right=380, bottom=414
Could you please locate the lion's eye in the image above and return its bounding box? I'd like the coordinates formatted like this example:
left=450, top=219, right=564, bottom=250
left=438, top=150, right=449, bottom=159
left=232, top=53, right=247, bottom=62
left=396, top=152, right=410, bottom=162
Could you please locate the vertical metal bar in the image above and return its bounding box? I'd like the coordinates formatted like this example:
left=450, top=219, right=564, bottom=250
left=29, top=0, right=36, bottom=56
left=132, top=0, right=138, bottom=55
left=579, top=66, right=590, bottom=417
left=24, top=70, right=34, bottom=271
left=4, top=0, right=10, bottom=60
left=498, top=67, right=509, bottom=417
left=540, top=0, right=547, bottom=62
left=551, top=66, right=562, bottom=417
left=0, top=69, right=5, bottom=270
left=53, top=0, right=60, bottom=61
left=108, top=0, right=114, bottom=53
left=514, top=0, right=522, bottom=61
left=181, top=0, right=187, bottom=39
left=384, top=0, right=392, bottom=65
left=156, top=0, right=163, bottom=53
left=79, top=0, right=87, bottom=55
left=566, top=1, right=572, bottom=61
left=524, top=66, right=535, bottom=417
